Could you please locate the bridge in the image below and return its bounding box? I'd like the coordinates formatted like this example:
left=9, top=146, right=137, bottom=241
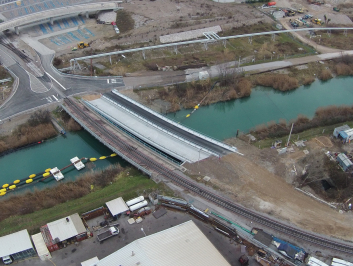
left=62, top=94, right=353, bottom=255
left=0, top=1, right=122, bottom=34
left=63, top=91, right=238, bottom=168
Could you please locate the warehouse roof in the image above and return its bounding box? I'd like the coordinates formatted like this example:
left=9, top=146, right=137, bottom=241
left=92, top=220, right=230, bottom=266
left=0, top=229, right=34, bottom=257
left=106, top=197, right=129, bottom=216
left=47, top=213, right=86, bottom=242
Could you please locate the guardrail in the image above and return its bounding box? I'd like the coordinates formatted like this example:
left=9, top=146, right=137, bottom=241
left=112, top=90, right=240, bottom=154
left=70, top=27, right=353, bottom=63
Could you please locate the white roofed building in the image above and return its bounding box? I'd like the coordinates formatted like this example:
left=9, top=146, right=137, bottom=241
left=0, top=229, right=36, bottom=261
left=92, top=220, right=230, bottom=266
left=106, top=197, right=129, bottom=217
left=40, top=213, right=87, bottom=252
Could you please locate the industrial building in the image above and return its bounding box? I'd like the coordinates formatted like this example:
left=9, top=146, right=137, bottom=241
left=92, top=220, right=231, bottom=266
left=333, top=125, right=350, bottom=138
left=339, top=128, right=353, bottom=143
left=0, top=229, right=36, bottom=261
left=40, top=213, right=87, bottom=252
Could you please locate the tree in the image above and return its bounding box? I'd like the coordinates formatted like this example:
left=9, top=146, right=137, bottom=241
left=324, top=14, right=327, bottom=24
left=327, top=18, right=331, bottom=25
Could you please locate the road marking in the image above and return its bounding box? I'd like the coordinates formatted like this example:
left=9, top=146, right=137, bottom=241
left=52, top=95, right=59, bottom=101
left=107, top=79, right=109, bottom=84
left=45, top=71, right=67, bottom=90
left=46, top=96, right=53, bottom=103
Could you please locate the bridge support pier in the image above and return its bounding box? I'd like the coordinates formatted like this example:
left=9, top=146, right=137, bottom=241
left=86, top=11, right=89, bottom=18
left=174, top=46, right=178, bottom=54
left=50, top=17, right=54, bottom=26
left=222, top=40, right=226, bottom=48
left=248, top=36, right=252, bottom=44
left=15, top=26, right=19, bottom=35
left=142, top=50, right=145, bottom=60
left=344, top=29, right=347, bottom=37
left=271, top=33, right=275, bottom=41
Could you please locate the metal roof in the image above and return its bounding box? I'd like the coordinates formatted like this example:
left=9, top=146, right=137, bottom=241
left=106, top=197, right=129, bottom=216
left=332, top=258, right=353, bottom=266
left=81, top=257, right=99, bottom=266
left=31, top=233, right=50, bottom=257
left=0, top=229, right=34, bottom=257
left=308, top=256, right=329, bottom=266
left=47, top=213, right=86, bottom=242
left=91, top=220, right=231, bottom=266
left=337, top=153, right=353, bottom=167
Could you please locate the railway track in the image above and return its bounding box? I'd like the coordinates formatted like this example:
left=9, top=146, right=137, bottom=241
left=64, top=98, right=353, bottom=255
left=0, top=34, right=31, bottom=63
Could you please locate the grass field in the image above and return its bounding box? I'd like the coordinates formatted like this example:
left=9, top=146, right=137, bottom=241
left=0, top=169, right=172, bottom=237
left=253, top=120, right=353, bottom=149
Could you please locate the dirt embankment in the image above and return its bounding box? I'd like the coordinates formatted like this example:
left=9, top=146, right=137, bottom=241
left=184, top=139, right=353, bottom=240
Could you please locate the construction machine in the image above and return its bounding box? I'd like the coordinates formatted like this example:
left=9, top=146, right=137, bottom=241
left=77, top=42, right=90, bottom=49
left=312, top=18, right=322, bottom=25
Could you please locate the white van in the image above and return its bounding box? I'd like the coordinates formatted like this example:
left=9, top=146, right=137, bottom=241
left=2, top=255, right=13, bottom=265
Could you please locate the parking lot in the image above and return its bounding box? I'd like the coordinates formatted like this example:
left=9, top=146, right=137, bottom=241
left=14, top=208, right=251, bottom=266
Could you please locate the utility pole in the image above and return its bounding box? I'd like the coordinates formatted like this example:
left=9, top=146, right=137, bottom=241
left=286, top=123, right=294, bottom=147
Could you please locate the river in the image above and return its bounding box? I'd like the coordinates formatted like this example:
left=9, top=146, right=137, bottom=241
left=1, top=76, right=353, bottom=192
left=166, top=77, right=353, bottom=140
left=0, top=131, right=127, bottom=193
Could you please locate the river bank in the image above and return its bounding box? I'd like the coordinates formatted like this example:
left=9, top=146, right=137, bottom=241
left=0, top=167, right=170, bottom=236
left=125, top=55, right=353, bottom=114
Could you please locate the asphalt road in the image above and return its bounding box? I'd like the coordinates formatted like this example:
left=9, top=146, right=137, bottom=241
left=0, top=50, right=125, bottom=120
left=104, top=91, right=230, bottom=155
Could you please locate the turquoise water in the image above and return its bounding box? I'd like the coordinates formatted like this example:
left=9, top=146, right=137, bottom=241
left=0, top=131, right=127, bottom=193
left=166, top=77, right=353, bottom=140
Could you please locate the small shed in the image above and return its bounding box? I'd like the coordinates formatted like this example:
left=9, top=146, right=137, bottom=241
left=339, top=128, right=353, bottom=143
left=333, top=125, right=350, bottom=138
left=106, top=197, right=129, bottom=217
left=337, top=153, right=353, bottom=171
left=31, top=233, right=51, bottom=261
left=0, top=229, right=36, bottom=261
left=81, top=256, right=99, bottom=266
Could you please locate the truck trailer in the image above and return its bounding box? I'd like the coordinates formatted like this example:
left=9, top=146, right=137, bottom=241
left=96, top=226, right=119, bottom=243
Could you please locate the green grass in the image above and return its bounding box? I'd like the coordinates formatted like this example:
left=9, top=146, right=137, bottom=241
left=253, top=120, right=353, bottom=149
left=0, top=170, right=171, bottom=236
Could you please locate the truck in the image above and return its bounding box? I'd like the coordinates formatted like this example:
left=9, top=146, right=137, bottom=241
left=2, top=256, right=12, bottom=265
left=96, top=226, right=119, bottom=243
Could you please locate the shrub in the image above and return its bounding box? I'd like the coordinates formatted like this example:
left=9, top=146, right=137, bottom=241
left=255, top=74, right=299, bottom=91
left=335, top=63, right=352, bottom=76
left=302, top=76, right=315, bottom=85
left=318, top=69, right=333, bottom=81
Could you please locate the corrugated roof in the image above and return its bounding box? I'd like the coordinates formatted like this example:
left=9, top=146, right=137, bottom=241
left=92, top=220, right=231, bottom=266
left=334, top=125, right=350, bottom=133
left=47, top=213, right=85, bottom=242
left=106, top=197, right=129, bottom=216
left=31, top=233, right=50, bottom=257
left=337, top=153, right=353, bottom=167
left=0, top=229, right=34, bottom=257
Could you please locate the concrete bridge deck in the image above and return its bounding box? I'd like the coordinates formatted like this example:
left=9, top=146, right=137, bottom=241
left=87, top=96, right=216, bottom=163
left=105, top=90, right=238, bottom=157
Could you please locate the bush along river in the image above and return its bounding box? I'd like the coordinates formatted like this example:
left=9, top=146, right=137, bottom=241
left=166, top=77, right=353, bottom=140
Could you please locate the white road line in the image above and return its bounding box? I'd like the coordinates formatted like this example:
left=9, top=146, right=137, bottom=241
left=46, top=97, right=53, bottom=103
left=107, top=79, right=110, bottom=84
left=52, top=95, right=59, bottom=101
left=45, top=71, right=67, bottom=90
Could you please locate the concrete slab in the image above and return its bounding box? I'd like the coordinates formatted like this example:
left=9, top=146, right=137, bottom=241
left=87, top=97, right=213, bottom=163
left=21, top=36, right=55, bottom=55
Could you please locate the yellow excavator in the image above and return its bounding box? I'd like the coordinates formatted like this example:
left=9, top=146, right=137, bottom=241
left=77, top=42, right=90, bottom=49
left=312, top=18, right=322, bottom=25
